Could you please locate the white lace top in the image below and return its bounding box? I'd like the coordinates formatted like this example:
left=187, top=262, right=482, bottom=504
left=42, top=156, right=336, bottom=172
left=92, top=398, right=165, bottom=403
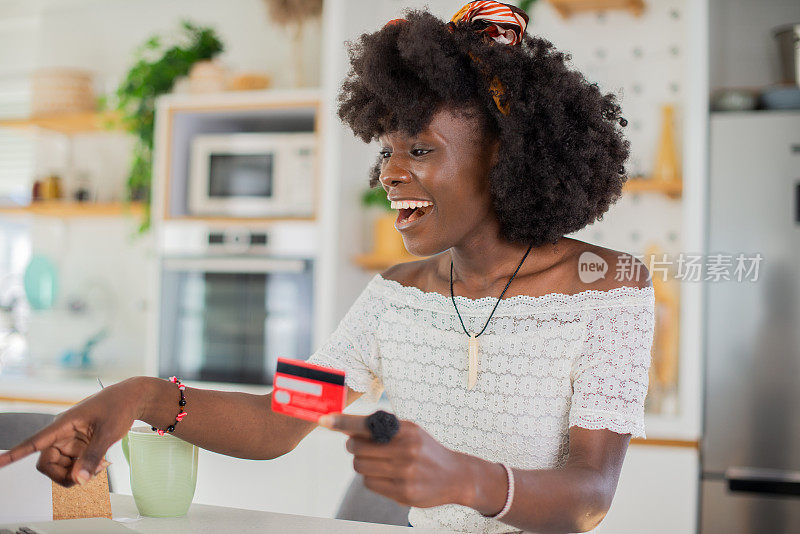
left=307, top=274, right=655, bottom=534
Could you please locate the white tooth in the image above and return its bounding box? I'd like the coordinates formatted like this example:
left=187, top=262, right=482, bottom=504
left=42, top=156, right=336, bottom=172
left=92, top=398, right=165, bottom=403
left=391, top=201, right=399, bottom=209
left=403, top=201, right=410, bottom=209
left=411, top=201, right=420, bottom=209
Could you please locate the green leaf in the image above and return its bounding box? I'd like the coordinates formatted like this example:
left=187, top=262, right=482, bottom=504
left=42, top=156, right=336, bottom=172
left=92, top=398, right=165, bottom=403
left=112, top=20, right=224, bottom=232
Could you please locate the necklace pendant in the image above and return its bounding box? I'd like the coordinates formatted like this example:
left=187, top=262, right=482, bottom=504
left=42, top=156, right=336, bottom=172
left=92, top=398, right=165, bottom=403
left=467, top=333, right=479, bottom=390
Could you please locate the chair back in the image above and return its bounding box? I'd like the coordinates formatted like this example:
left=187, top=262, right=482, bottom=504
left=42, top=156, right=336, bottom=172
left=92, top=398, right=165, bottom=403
left=0, top=412, right=55, bottom=449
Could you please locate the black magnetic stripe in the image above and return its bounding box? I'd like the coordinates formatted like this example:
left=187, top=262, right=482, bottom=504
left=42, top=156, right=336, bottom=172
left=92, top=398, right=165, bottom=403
left=276, top=361, right=345, bottom=386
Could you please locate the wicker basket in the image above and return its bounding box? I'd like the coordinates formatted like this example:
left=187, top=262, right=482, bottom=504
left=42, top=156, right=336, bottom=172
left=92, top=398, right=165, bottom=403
left=31, top=68, right=95, bottom=117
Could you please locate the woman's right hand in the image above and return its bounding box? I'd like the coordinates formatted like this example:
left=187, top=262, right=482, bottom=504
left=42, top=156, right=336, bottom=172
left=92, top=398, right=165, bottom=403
left=0, top=377, right=145, bottom=487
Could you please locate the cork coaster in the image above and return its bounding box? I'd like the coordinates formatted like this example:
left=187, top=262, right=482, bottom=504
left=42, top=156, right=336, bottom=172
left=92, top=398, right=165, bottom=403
left=51, top=468, right=112, bottom=520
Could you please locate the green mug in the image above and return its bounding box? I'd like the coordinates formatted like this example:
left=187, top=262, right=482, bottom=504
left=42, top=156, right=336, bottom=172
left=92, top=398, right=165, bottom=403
left=121, top=426, right=199, bottom=517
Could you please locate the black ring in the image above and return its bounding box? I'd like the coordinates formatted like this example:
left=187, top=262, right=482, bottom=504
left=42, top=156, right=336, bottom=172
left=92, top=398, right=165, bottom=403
left=365, top=410, right=400, bottom=444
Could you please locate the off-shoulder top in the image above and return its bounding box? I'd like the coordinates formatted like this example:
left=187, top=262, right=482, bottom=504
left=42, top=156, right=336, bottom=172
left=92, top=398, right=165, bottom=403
left=307, top=274, right=655, bottom=533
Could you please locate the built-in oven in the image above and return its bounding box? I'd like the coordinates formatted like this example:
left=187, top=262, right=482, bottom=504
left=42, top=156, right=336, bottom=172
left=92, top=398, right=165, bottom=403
left=157, top=225, right=315, bottom=385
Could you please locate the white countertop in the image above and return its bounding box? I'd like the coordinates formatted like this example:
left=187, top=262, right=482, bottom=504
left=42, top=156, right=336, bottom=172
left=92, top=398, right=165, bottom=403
left=0, top=493, right=451, bottom=533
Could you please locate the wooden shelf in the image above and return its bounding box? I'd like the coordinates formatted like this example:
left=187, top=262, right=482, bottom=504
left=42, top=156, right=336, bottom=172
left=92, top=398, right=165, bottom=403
left=630, top=437, right=699, bottom=449
left=623, top=177, right=682, bottom=199
left=0, top=111, right=124, bottom=134
left=0, top=201, right=145, bottom=218
left=546, top=0, right=645, bottom=18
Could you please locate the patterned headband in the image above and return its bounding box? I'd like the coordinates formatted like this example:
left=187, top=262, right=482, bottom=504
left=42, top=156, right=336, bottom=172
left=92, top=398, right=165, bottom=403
left=449, top=1, right=528, bottom=115
left=383, top=1, right=529, bottom=116
left=448, top=1, right=529, bottom=46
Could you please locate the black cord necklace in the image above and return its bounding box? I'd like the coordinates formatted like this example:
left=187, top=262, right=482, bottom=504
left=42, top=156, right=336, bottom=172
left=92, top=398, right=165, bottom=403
left=450, top=242, right=534, bottom=389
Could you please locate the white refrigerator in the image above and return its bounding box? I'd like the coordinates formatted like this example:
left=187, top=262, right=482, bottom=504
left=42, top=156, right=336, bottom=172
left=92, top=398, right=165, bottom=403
left=701, top=111, right=800, bottom=532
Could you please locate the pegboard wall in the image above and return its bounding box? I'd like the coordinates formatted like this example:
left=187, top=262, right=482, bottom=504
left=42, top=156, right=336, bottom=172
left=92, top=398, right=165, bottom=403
left=526, top=0, right=687, bottom=259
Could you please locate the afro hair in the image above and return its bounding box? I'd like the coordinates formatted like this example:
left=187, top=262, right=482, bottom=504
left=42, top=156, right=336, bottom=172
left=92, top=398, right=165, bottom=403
left=337, top=9, right=631, bottom=247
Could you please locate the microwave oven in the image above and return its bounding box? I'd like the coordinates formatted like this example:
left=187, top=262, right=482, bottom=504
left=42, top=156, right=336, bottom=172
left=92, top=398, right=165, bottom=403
left=188, top=132, right=316, bottom=218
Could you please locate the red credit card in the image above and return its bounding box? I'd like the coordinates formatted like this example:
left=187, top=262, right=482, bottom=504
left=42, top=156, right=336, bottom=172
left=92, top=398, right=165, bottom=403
left=271, top=357, right=346, bottom=422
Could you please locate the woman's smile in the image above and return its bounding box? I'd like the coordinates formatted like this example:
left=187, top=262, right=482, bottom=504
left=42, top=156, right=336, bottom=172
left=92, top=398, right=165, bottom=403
left=392, top=200, right=435, bottom=230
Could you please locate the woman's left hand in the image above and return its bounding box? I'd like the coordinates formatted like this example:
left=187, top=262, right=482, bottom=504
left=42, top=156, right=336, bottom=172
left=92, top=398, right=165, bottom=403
left=318, top=413, right=469, bottom=508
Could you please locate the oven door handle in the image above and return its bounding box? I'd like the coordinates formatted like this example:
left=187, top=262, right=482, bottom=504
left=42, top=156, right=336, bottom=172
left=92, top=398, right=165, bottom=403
left=163, top=257, right=307, bottom=274
left=725, top=467, right=800, bottom=497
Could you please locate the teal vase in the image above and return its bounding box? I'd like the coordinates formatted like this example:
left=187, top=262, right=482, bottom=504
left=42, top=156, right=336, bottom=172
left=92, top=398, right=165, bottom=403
left=23, top=254, right=59, bottom=310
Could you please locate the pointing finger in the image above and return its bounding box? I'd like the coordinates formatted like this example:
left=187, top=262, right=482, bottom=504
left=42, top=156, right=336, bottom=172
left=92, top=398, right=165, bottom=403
left=0, top=424, right=64, bottom=468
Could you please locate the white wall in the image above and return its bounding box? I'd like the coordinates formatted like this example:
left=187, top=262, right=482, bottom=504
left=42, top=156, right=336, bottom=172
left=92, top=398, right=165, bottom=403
left=539, top=0, right=687, bottom=283
left=34, top=0, right=322, bottom=92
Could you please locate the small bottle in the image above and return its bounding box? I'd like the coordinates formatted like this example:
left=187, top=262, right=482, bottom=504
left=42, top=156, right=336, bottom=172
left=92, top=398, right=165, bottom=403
left=74, top=173, right=92, bottom=202
left=41, top=173, right=63, bottom=200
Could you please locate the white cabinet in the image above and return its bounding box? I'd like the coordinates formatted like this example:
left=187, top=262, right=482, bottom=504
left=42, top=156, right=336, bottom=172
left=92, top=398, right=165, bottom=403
left=593, top=444, right=699, bottom=534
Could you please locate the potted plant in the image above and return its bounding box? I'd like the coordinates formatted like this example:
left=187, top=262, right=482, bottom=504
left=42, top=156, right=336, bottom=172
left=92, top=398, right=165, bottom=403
left=103, top=21, right=224, bottom=231
left=361, top=185, right=410, bottom=260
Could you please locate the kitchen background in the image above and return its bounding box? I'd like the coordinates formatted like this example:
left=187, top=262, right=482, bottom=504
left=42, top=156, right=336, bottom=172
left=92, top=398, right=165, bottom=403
left=0, top=0, right=798, bottom=532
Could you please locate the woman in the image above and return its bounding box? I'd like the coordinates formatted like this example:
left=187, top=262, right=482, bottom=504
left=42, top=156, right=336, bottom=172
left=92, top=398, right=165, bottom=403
left=0, top=3, right=654, bottom=533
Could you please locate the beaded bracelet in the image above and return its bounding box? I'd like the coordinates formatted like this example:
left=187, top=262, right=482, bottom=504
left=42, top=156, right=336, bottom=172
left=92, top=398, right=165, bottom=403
left=151, top=376, right=187, bottom=436
left=483, top=462, right=515, bottom=521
